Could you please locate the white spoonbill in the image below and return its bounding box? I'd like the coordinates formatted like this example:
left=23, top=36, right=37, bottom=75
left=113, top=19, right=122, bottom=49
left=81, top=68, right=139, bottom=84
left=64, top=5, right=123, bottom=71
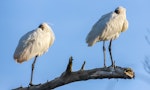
left=86, top=6, right=128, bottom=67
left=14, top=22, right=55, bottom=85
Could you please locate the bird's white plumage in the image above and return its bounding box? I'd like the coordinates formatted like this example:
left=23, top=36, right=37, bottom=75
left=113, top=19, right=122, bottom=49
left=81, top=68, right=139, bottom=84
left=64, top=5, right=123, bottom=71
left=14, top=23, right=55, bottom=63
left=86, top=6, right=128, bottom=46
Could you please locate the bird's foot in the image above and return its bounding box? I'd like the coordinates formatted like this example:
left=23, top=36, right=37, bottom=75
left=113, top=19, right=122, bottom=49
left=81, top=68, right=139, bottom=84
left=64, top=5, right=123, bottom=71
left=29, top=83, right=41, bottom=86
left=103, top=64, right=107, bottom=68
left=111, top=60, right=116, bottom=69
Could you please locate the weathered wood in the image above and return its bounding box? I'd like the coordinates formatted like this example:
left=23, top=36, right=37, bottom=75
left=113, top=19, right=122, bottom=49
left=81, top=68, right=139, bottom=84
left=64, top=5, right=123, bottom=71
left=13, top=57, right=134, bottom=90
left=65, top=56, right=73, bottom=74
left=80, top=61, right=86, bottom=71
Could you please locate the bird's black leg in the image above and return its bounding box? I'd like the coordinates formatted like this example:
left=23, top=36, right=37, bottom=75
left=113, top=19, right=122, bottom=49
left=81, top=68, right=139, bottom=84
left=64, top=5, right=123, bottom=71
left=103, top=41, right=106, bottom=67
left=109, top=40, right=115, bottom=67
left=29, top=55, right=38, bottom=86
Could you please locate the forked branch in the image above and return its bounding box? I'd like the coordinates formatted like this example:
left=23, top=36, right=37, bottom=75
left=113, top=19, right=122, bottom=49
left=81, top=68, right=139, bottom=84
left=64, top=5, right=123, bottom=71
left=13, top=56, right=134, bottom=90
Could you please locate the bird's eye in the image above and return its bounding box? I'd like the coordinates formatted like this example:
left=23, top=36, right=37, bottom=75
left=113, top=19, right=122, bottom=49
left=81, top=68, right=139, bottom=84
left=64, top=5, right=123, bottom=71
left=115, top=9, right=120, bottom=14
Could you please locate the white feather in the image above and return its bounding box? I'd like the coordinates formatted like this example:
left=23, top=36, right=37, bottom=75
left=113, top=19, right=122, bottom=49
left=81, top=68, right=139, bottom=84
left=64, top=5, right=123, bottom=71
left=14, top=23, right=55, bottom=63
left=86, top=6, right=128, bottom=46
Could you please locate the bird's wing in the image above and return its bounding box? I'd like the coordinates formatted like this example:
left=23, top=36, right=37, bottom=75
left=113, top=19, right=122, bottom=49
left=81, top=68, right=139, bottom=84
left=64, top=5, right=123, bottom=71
left=86, top=11, right=126, bottom=46
left=86, top=12, right=113, bottom=46
left=100, top=12, right=127, bottom=40
left=14, top=28, right=51, bottom=62
left=14, top=30, right=36, bottom=62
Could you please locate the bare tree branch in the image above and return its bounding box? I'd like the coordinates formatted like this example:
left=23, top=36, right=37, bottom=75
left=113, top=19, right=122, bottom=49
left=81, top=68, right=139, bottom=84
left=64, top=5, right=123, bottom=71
left=80, top=61, right=86, bottom=71
left=145, top=29, right=150, bottom=45
left=65, top=56, right=73, bottom=74
left=144, top=29, right=150, bottom=74
left=13, top=57, right=134, bottom=90
left=144, top=56, right=150, bottom=74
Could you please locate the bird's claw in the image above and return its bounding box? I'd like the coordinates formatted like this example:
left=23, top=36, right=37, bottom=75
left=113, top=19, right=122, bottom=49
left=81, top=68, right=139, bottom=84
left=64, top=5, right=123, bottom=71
left=103, top=65, right=107, bottom=68
left=29, top=83, right=41, bottom=86
left=111, top=60, right=116, bottom=68
left=29, top=83, right=34, bottom=86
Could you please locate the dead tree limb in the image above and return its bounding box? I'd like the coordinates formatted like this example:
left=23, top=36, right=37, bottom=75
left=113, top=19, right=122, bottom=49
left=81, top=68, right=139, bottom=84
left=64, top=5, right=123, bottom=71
left=65, top=56, right=73, bottom=74
left=13, top=56, right=135, bottom=90
left=80, top=61, right=86, bottom=71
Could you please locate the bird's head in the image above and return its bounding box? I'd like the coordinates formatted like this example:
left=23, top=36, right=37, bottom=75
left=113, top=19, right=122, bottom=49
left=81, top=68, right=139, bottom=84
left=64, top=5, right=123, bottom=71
left=114, top=6, right=126, bottom=14
left=38, top=22, right=51, bottom=31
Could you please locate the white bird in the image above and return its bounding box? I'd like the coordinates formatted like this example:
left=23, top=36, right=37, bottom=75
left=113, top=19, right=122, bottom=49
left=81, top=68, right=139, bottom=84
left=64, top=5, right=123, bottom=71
left=86, top=6, right=128, bottom=67
left=14, top=22, right=55, bottom=85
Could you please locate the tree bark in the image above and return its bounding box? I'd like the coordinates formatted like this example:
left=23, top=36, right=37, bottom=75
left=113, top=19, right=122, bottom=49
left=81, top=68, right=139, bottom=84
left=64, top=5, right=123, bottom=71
left=13, top=56, right=134, bottom=90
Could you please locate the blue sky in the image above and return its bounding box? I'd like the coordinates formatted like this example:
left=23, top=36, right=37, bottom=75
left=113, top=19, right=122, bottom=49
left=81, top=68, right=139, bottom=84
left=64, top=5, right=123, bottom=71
left=0, top=0, right=150, bottom=90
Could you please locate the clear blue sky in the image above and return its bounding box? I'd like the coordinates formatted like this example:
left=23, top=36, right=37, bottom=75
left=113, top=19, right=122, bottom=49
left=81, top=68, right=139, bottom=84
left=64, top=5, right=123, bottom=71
left=0, top=0, right=150, bottom=90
